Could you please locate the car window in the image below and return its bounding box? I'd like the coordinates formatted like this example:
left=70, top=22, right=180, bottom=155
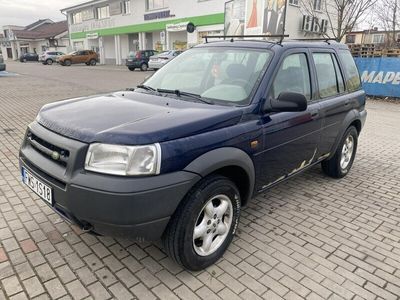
left=313, top=53, right=342, bottom=98
left=144, top=47, right=272, bottom=105
left=332, top=54, right=345, bottom=94
left=338, top=50, right=361, bottom=92
left=272, top=53, right=311, bottom=100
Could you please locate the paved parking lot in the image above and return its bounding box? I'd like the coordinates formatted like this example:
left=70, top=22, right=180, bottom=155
left=1, top=61, right=400, bottom=300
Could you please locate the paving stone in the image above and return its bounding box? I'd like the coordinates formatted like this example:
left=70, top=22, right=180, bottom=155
left=22, top=276, right=45, bottom=298
left=44, top=278, right=67, bottom=299
left=2, top=275, right=23, bottom=296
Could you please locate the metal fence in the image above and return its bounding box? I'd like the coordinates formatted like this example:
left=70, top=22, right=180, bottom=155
left=355, top=57, right=400, bottom=98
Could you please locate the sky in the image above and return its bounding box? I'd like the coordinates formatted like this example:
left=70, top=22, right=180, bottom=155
left=0, top=0, right=85, bottom=27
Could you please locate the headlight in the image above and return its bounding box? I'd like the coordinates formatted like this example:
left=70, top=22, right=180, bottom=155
left=85, top=143, right=161, bottom=176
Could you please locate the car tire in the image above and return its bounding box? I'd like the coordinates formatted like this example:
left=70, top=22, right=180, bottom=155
left=322, top=126, right=358, bottom=178
left=90, top=59, right=97, bottom=66
left=128, top=67, right=135, bottom=71
left=140, top=63, right=148, bottom=71
left=162, top=175, right=241, bottom=271
left=23, top=58, right=27, bottom=63
left=64, top=60, right=71, bottom=66
left=46, top=59, right=53, bottom=65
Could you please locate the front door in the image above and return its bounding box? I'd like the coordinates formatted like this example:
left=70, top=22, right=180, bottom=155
left=254, top=51, right=322, bottom=191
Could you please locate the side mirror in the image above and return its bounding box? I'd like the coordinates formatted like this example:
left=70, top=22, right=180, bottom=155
left=265, top=92, right=308, bottom=113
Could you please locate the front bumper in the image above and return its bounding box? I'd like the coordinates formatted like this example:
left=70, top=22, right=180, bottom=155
left=149, top=61, right=166, bottom=69
left=19, top=122, right=201, bottom=240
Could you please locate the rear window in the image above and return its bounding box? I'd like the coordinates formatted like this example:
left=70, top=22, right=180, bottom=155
left=338, top=50, right=361, bottom=92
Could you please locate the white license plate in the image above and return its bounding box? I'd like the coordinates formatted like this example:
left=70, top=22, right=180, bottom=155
left=22, top=168, right=53, bottom=205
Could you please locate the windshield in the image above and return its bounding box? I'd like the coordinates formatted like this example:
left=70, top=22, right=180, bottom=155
left=68, top=51, right=77, bottom=55
left=143, top=47, right=272, bottom=105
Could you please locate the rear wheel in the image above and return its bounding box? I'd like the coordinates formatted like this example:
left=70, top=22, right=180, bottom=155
left=64, top=60, right=71, bottom=66
left=163, top=175, right=241, bottom=271
left=128, top=67, right=135, bottom=71
left=140, top=63, right=148, bottom=71
left=322, top=126, right=358, bottom=178
left=89, top=59, right=97, bottom=66
left=46, top=59, right=53, bottom=65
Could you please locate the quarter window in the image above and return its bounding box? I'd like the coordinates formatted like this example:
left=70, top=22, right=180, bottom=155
left=338, top=50, right=361, bottom=92
left=272, top=53, right=311, bottom=100
left=313, top=53, right=343, bottom=98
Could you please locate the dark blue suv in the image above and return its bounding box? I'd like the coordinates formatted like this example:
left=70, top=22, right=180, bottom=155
left=19, top=40, right=366, bottom=270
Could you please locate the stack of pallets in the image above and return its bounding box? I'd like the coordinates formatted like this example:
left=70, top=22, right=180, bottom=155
left=348, top=44, right=400, bottom=58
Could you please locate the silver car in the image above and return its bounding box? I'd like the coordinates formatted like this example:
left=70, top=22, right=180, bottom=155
left=0, top=54, right=5, bottom=71
left=148, top=50, right=183, bottom=70
left=39, top=51, right=65, bottom=65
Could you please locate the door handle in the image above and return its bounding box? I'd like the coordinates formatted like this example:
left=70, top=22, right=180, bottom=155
left=310, top=111, right=319, bottom=119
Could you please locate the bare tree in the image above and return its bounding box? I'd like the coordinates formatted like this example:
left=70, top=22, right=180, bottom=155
left=301, top=0, right=375, bottom=42
left=374, top=0, right=399, bottom=46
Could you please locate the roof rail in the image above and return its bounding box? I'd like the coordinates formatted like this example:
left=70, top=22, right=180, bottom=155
left=289, top=38, right=338, bottom=45
left=203, top=34, right=290, bottom=44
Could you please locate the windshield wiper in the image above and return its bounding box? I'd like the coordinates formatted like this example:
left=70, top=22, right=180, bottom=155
left=156, top=88, right=214, bottom=105
left=136, top=84, right=160, bottom=95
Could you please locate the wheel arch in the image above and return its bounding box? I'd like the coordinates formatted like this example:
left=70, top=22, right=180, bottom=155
left=328, top=110, right=362, bottom=160
left=183, top=147, right=255, bottom=206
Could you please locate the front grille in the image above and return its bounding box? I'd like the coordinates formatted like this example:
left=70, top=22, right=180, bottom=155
left=27, top=131, right=70, bottom=167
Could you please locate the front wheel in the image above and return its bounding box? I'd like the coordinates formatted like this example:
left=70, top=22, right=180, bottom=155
left=64, top=60, right=71, bottom=66
left=163, top=175, right=241, bottom=271
left=322, top=126, right=358, bottom=178
left=89, top=59, right=97, bottom=66
left=128, top=67, right=135, bottom=71
left=46, top=59, right=53, bottom=65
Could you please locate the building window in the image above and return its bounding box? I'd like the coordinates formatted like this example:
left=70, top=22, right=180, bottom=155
left=346, top=35, right=356, bottom=44
left=82, top=9, right=95, bottom=21
left=313, top=0, right=322, bottom=11
left=146, top=0, right=168, bottom=10
left=97, top=5, right=110, bottom=19
left=72, top=12, right=82, bottom=24
left=289, top=0, right=299, bottom=5
left=372, top=34, right=384, bottom=44
left=123, top=0, right=131, bottom=14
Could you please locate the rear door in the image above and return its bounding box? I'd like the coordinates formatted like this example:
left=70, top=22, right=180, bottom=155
left=309, top=49, right=349, bottom=157
left=254, top=50, right=322, bottom=191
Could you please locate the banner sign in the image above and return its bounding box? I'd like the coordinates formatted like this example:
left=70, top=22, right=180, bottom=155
left=225, top=0, right=286, bottom=36
left=225, top=0, right=246, bottom=35
left=355, top=57, right=400, bottom=98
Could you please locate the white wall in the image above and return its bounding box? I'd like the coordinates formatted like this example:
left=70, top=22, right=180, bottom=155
left=68, top=0, right=225, bottom=34
left=103, top=35, right=115, bottom=58
left=120, top=35, right=130, bottom=58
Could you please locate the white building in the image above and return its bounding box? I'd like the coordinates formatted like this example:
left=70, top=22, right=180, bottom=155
left=61, top=0, right=335, bottom=65
left=0, top=19, right=70, bottom=61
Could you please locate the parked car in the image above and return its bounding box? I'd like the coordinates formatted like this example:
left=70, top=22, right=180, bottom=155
left=126, top=50, right=158, bottom=71
left=19, top=52, right=39, bottom=62
left=20, top=40, right=366, bottom=271
left=59, top=50, right=98, bottom=66
left=0, top=54, right=5, bottom=71
left=40, top=51, right=65, bottom=65
left=149, top=50, right=183, bottom=70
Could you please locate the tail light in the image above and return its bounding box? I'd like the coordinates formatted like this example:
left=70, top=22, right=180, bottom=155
left=136, top=52, right=141, bottom=59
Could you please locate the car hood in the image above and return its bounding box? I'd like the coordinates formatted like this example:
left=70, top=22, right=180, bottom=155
left=36, top=91, right=243, bottom=145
